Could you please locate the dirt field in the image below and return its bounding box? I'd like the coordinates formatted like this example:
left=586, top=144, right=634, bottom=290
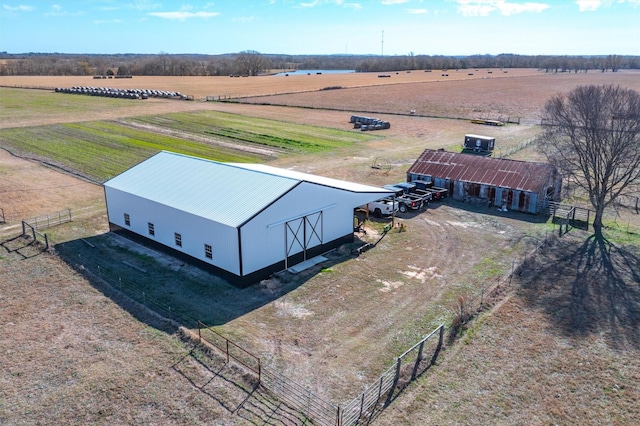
left=1, top=70, right=639, bottom=425
left=0, top=68, right=542, bottom=100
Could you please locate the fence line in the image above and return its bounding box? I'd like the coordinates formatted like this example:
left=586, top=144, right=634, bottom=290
left=197, top=321, right=261, bottom=377
left=21, top=220, right=49, bottom=249
left=494, top=137, right=537, bottom=158
left=25, top=208, right=72, bottom=231
left=261, top=365, right=338, bottom=426
left=49, top=228, right=552, bottom=426
left=340, top=325, right=444, bottom=425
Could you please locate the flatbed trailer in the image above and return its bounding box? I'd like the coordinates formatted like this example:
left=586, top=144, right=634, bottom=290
left=412, top=179, right=448, bottom=200
left=383, top=185, right=424, bottom=213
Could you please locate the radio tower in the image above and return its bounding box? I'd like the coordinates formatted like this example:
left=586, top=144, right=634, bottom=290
left=381, top=30, right=384, bottom=56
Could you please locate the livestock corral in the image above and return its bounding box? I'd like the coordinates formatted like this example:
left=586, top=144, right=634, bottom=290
left=1, top=70, right=640, bottom=425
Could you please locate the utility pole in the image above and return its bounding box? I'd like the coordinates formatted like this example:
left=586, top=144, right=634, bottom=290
left=381, top=30, right=384, bottom=56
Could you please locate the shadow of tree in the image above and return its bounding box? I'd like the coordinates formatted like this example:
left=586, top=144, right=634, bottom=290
left=519, top=235, right=640, bottom=350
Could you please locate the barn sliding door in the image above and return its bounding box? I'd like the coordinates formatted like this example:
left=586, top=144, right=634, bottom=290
left=285, top=211, right=323, bottom=268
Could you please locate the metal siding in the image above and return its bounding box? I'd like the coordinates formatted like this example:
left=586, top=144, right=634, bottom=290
left=105, top=187, right=240, bottom=274
left=240, top=182, right=359, bottom=275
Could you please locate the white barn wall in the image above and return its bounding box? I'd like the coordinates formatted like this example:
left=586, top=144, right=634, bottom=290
left=240, top=182, right=371, bottom=275
left=105, top=187, right=240, bottom=274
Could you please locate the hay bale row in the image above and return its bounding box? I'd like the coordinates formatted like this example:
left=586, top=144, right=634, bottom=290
left=54, top=86, right=186, bottom=100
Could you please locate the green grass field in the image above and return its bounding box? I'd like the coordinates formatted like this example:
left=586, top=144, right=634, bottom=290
left=0, top=87, right=152, bottom=122
left=0, top=110, right=374, bottom=182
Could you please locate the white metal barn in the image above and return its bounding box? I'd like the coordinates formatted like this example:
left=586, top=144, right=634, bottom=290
left=103, top=151, right=391, bottom=287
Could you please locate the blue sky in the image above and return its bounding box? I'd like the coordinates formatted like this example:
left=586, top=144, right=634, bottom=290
left=1, top=0, right=639, bottom=56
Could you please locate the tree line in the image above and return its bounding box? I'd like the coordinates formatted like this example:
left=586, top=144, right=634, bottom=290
left=0, top=51, right=637, bottom=77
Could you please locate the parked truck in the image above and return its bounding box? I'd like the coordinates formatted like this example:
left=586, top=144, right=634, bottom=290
left=411, top=179, right=448, bottom=200
left=383, top=184, right=424, bottom=213
left=360, top=198, right=399, bottom=218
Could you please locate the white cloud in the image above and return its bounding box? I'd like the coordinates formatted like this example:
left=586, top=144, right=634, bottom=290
left=407, top=8, right=428, bottom=14
left=457, top=0, right=550, bottom=16
left=148, top=11, right=220, bottom=21
left=575, top=0, right=629, bottom=11
left=2, top=4, right=34, bottom=12
left=381, top=0, right=409, bottom=4
left=44, top=4, right=84, bottom=17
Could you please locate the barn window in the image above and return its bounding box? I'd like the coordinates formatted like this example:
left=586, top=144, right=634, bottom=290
left=204, top=244, right=212, bottom=259
left=124, top=213, right=130, bottom=226
left=175, top=233, right=182, bottom=247
left=148, top=222, right=155, bottom=236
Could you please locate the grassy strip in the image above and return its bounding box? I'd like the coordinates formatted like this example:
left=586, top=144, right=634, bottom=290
left=128, top=110, right=374, bottom=152
left=0, top=121, right=258, bottom=182
left=0, top=110, right=374, bottom=182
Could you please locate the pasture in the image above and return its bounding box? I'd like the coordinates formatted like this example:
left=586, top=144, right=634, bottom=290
left=1, top=70, right=639, bottom=425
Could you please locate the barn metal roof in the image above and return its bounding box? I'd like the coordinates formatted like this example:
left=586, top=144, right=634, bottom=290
left=104, top=151, right=391, bottom=228
left=229, top=163, right=393, bottom=194
left=407, top=149, right=556, bottom=192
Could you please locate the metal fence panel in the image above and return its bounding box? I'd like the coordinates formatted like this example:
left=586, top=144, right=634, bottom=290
left=261, top=365, right=338, bottom=426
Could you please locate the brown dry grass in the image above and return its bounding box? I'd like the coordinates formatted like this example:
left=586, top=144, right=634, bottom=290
left=1, top=69, right=639, bottom=425
left=0, top=68, right=541, bottom=100
left=375, top=234, right=640, bottom=426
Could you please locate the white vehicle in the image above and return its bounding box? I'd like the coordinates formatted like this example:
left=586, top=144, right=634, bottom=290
left=360, top=198, right=399, bottom=217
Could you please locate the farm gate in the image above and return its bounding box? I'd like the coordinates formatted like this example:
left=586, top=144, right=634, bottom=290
left=25, top=208, right=72, bottom=231
left=197, top=322, right=444, bottom=426
left=549, top=202, right=591, bottom=234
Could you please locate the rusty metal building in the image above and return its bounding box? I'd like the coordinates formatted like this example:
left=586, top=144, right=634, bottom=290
left=406, top=149, right=562, bottom=214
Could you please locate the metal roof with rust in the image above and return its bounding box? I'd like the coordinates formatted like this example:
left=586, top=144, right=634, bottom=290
left=407, top=149, right=556, bottom=193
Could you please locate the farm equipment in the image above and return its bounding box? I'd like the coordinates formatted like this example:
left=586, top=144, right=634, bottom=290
left=411, top=179, right=448, bottom=200
left=392, top=182, right=433, bottom=205
left=349, top=115, right=390, bottom=131
left=461, top=134, right=495, bottom=156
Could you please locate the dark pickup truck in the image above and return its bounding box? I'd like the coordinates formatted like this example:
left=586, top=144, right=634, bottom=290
left=412, top=179, right=448, bottom=200
left=383, top=184, right=424, bottom=213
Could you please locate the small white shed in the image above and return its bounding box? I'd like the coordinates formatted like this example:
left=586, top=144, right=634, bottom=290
left=103, top=151, right=391, bottom=286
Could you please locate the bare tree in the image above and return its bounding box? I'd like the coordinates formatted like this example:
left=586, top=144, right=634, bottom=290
left=540, top=85, right=640, bottom=238
left=233, top=50, right=270, bottom=76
